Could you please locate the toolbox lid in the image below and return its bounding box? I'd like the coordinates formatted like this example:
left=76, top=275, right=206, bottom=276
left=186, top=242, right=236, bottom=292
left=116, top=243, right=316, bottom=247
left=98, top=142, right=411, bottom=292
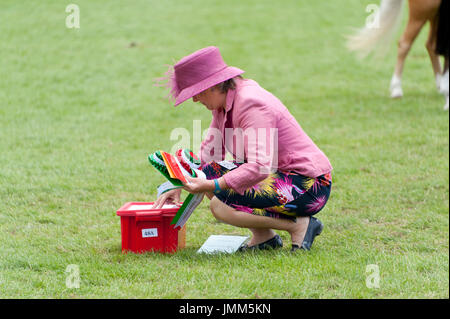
left=116, top=202, right=181, bottom=217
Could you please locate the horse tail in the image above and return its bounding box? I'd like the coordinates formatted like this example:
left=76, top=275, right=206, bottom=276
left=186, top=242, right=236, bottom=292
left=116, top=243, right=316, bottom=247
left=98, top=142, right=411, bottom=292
left=347, top=0, right=405, bottom=58
left=436, top=0, right=449, bottom=58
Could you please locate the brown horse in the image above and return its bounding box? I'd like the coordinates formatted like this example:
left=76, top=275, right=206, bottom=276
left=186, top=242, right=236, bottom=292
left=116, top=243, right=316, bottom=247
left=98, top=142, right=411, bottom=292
left=348, top=0, right=448, bottom=110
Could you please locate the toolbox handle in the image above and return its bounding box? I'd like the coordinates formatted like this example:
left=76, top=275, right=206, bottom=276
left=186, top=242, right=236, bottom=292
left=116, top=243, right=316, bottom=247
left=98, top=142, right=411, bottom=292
left=134, top=211, right=176, bottom=222
left=135, top=211, right=161, bottom=222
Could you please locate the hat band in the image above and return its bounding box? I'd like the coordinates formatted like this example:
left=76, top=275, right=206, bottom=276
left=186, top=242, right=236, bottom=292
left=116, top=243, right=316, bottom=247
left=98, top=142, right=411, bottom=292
left=176, top=64, right=228, bottom=91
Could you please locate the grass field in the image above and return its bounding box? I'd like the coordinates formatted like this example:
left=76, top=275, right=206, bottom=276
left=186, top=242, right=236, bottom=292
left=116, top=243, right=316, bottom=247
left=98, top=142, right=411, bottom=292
left=0, top=0, right=448, bottom=298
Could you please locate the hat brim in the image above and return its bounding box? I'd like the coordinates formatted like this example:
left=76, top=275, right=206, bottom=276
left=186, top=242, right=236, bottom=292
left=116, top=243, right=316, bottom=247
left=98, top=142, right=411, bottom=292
left=174, top=66, right=245, bottom=106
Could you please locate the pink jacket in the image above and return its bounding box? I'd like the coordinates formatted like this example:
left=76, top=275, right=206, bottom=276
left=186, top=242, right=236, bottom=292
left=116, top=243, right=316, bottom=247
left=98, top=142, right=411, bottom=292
left=199, top=78, right=333, bottom=195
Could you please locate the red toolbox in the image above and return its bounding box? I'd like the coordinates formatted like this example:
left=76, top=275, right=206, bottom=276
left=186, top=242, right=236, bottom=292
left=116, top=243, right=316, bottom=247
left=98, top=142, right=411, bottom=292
left=116, top=202, right=186, bottom=253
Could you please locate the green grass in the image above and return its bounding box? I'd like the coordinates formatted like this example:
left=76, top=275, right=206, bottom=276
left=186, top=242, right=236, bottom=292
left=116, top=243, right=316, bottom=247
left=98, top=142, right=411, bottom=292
left=0, top=0, right=448, bottom=298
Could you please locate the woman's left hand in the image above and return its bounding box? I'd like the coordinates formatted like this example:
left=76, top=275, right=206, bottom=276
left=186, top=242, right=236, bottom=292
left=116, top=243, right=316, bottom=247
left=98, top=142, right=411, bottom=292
left=182, top=175, right=214, bottom=194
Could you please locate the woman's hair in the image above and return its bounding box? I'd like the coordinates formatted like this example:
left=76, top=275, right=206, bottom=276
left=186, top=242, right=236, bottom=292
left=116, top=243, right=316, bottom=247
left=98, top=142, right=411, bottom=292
left=214, top=75, right=243, bottom=93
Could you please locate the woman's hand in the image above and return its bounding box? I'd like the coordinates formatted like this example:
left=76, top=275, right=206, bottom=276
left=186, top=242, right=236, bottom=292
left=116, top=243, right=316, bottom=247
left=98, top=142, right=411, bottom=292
left=152, top=188, right=182, bottom=209
left=182, top=175, right=215, bottom=194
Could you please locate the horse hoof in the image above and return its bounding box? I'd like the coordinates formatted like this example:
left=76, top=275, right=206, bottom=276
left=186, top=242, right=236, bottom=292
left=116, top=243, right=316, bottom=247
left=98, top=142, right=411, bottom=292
left=439, top=71, right=449, bottom=96
left=390, top=87, right=403, bottom=99
left=390, top=75, right=403, bottom=99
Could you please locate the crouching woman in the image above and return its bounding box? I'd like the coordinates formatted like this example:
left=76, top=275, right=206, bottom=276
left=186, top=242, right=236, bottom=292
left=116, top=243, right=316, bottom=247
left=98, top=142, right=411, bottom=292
left=153, top=47, right=333, bottom=251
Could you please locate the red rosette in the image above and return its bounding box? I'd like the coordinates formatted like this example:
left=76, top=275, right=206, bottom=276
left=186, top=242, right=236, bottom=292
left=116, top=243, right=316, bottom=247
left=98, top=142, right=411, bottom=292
left=175, top=149, right=193, bottom=174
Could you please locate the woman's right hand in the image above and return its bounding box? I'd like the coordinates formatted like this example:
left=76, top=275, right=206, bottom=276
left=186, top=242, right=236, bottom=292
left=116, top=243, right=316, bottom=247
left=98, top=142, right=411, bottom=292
left=152, top=188, right=182, bottom=209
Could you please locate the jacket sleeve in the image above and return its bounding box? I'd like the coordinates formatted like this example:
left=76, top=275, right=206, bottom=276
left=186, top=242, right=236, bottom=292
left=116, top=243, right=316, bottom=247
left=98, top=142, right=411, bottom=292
left=198, top=111, right=225, bottom=167
left=222, top=102, right=278, bottom=195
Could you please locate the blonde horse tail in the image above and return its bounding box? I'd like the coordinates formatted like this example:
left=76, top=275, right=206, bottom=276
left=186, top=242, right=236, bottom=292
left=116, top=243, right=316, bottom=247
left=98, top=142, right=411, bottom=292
left=347, top=0, right=405, bottom=58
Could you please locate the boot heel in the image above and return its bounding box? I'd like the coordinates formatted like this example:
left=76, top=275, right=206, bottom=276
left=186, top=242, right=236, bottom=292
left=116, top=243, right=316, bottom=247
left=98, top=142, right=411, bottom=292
left=316, top=221, right=324, bottom=236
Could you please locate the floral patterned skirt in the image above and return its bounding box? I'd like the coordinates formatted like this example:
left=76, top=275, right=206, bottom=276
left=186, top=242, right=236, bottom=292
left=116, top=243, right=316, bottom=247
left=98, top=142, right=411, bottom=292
left=201, top=161, right=332, bottom=221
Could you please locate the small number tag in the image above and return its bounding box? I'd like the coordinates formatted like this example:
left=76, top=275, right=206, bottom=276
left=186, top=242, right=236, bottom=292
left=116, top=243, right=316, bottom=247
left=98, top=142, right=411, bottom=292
left=217, top=161, right=237, bottom=170
left=142, top=228, right=158, bottom=238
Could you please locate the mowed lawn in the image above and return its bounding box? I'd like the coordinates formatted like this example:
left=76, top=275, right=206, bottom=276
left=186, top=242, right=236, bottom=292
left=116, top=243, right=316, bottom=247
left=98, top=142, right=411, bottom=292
left=0, top=0, right=448, bottom=298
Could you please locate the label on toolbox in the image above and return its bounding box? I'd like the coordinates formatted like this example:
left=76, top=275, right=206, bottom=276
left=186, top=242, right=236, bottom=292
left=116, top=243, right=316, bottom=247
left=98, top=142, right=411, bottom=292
left=142, top=228, right=158, bottom=238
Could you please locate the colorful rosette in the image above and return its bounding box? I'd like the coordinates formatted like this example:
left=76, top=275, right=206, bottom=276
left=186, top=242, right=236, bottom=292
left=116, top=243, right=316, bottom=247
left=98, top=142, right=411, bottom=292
left=175, top=149, right=201, bottom=176
left=148, top=151, right=183, bottom=186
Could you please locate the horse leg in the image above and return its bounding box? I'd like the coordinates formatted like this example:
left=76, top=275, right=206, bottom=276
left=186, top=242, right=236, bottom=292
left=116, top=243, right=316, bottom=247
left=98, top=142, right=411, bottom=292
left=442, top=57, right=449, bottom=110
left=426, top=12, right=442, bottom=91
left=391, top=1, right=427, bottom=98
left=441, top=57, right=449, bottom=94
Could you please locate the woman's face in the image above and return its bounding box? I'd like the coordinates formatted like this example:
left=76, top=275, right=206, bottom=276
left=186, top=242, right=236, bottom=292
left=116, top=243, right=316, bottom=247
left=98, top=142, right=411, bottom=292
left=192, top=87, right=226, bottom=111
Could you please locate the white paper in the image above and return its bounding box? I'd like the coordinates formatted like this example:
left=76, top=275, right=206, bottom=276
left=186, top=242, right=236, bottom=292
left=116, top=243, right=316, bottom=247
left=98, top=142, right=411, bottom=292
left=217, top=161, right=238, bottom=170
left=127, top=204, right=179, bottom=210
left=197, top=235, right=249, bottom=254
left=157, top=181, right=181, bottom=197
left=193, top=168, right=206, bottom=179
left=171, top=169, right=207, bottom=229
left=174, top=193, right=204, bottom=229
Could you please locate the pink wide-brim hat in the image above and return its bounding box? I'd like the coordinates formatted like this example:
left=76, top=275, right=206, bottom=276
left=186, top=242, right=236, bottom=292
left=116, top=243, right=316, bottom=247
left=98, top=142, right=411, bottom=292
left=158, top=46, right=245, bottom=106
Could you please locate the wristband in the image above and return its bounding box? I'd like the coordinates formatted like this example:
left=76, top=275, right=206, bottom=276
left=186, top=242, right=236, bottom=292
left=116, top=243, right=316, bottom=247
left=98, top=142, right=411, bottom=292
left=213, top=179, right=222, bottom=193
